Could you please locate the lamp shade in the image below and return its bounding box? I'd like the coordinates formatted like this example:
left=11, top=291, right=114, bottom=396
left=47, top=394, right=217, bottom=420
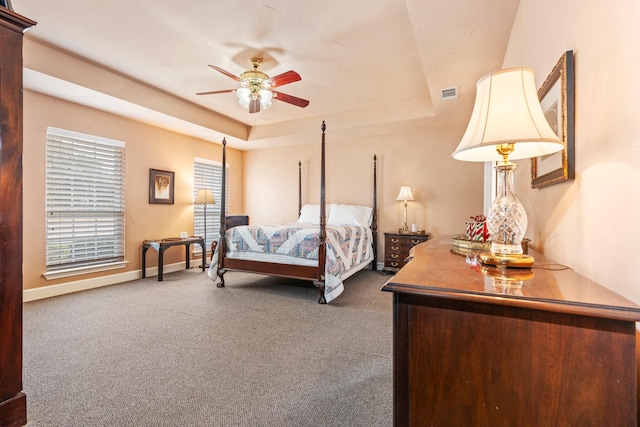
left=259, top=89, right=273, bottom=109
left=194, top=188, right=215, bottom=205
left=236, top=87, right=251, bottom=108
left=452, top=67, right=563, bottom=162
left=396, top=186, right=415, bottom=202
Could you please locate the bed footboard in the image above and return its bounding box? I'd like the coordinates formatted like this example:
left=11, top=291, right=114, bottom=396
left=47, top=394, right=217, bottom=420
left=226, top=215, right=249, bottom=229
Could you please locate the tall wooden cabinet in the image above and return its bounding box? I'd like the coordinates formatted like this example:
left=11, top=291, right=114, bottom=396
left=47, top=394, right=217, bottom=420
left=382, top=237, right=640, bottom=426
left=0, top=8, right=35, bottom=427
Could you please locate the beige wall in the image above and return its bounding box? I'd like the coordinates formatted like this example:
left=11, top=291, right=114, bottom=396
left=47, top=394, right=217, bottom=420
left=244, top=117, right=485, bottom=258
left=23, top=90, right=244, bottom=291
left=505, top=0, right=640, bottom=302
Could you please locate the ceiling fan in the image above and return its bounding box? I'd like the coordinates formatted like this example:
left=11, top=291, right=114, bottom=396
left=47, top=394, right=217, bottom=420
left=197, top=58, right=310, bottom=114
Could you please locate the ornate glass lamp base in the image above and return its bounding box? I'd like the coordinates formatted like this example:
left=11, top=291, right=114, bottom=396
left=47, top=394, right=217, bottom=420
left=479, top=252, right=534, bottom=269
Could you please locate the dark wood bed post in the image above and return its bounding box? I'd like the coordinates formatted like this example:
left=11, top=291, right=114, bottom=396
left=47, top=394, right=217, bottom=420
left=298, top=160, right=302, bottom=216
left=216, top=137, right=227, bottom=287
left=372, top=154, right=378, bottom=271
left=314, top=121, right=328, bottom=303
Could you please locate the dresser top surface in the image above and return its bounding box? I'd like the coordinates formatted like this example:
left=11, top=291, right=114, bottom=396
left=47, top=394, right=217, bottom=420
left=382, top=236, right=640, bottom=321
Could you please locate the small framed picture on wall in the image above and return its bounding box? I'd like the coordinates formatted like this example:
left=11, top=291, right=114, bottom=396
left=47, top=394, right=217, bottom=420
left=149, top=169, right=175, bottom=204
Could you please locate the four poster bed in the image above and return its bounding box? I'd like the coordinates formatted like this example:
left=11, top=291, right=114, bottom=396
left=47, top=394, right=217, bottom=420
left=208, top=121, right=378, bottom=303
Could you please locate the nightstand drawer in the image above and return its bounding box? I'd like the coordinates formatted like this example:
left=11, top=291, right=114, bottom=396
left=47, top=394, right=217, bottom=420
left=385, top=260, right=403, bottom=270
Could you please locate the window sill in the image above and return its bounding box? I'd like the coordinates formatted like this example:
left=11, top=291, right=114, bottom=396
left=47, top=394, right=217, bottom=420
left=43, top=261, right=129, bottom=281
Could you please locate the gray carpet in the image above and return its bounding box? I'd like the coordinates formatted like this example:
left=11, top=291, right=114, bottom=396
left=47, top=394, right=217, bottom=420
left=23, top=268, right=393, bottom=426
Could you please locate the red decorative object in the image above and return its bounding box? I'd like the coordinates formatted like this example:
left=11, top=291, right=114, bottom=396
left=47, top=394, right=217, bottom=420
left=466, top=215, right=490, bottom=241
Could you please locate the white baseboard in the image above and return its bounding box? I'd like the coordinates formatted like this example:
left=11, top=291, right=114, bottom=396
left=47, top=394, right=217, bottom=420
left=24, top=260, right=203, bottom=302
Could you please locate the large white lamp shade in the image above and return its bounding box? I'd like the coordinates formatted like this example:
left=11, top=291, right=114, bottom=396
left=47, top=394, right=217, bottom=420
left=452, top=68, right=563, bottom=162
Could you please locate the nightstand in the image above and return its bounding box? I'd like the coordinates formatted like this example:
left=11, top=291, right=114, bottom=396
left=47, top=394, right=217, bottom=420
left=383, top=232, right=431, bottom=273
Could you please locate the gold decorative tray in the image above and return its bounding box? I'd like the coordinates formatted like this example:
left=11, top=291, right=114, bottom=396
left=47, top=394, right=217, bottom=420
left=451, top=234, right=491, bottom=256
left=451, top=234, right=530, bottom=257
left=452, top=234, right=491, bottom=249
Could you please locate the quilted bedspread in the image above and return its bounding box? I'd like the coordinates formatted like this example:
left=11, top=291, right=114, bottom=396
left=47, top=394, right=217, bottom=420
left=208, top=223, right=373, bottom=302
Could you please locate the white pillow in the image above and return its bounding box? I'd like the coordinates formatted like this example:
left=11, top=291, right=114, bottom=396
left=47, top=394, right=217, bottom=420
left=297, top=204, right=334, bottom=224
left=327, top=204, right=372, bottom=227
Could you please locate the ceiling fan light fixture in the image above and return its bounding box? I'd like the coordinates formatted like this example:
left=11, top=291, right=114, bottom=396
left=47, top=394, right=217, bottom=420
left=259, top=89, right=273, bottom=110
left=198, top=59, right=309, bottom=113
left=236, top=87, right=251, bottom=108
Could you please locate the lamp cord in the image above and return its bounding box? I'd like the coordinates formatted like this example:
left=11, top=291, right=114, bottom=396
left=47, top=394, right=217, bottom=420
left=532, top=263, right=571, bottom=271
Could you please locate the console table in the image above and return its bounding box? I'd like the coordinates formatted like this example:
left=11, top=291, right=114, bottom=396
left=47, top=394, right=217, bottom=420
left=382, top=236, right=640, bottom=426
left=142, top=237, right=205, bottom=281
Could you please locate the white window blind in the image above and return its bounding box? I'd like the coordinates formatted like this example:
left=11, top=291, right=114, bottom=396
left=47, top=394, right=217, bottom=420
left=46, top=127, right=125, bottom=271
left=194, top=158, right=228, bottom=250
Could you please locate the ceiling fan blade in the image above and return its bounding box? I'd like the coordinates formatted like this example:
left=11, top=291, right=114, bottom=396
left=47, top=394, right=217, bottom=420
left=268, top=70, right=301, bottom=87
left=196, top=89, right=236, bottom=95
left=272, top=91, right=310, bottom=108
left=249, top=98, right=261, bottom=114
left=208, top=65, right=242, bottom=82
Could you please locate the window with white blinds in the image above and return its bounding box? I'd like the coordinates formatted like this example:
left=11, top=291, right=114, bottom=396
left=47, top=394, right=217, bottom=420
left=45, top=127, right=125, bottom=272
left=194, top=157, right=228, bottom=250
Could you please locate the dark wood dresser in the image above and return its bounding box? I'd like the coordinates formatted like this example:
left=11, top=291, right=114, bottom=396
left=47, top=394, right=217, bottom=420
left=382, top=236, right=640, bottom=427
left=383, top=232, right=431, bottom=272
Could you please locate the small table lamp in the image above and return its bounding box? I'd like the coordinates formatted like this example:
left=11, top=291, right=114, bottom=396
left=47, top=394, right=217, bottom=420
left=396, top=186, right=415, bottom=233
left=195, top=188, right=215, bottom=266
left=452, top=68, right=563, bottom=268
